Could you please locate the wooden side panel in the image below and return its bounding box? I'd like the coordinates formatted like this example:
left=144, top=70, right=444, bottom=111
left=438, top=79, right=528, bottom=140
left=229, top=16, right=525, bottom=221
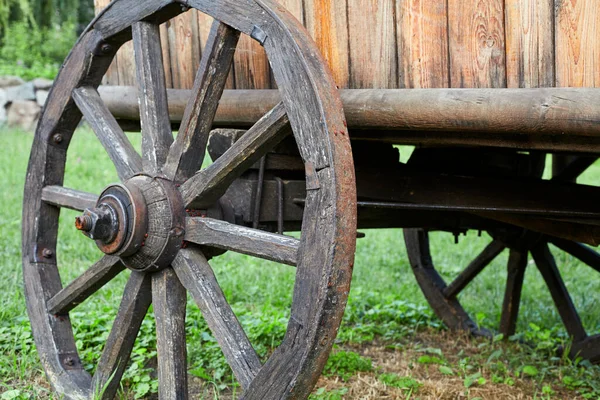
left=347, top=0, right=398, bottom=89
left=197, top=11, right=235, bottom=89
left=505, top=0, right=554, bottom=88
left=116, top=41, right=137, bottom=87
left=448, top=0, right=506, bottom=88
left=233, top=36, right=271, bottom=89
left=167, top=12, right=200, bottom=90
left=95, top=0, right=119, bottom=85
left=556, top=0, right=600, bottom=87
left=304, top=0, right=350, bottom=88
left=160, top=23, right=174, bottom=88
left=396, top=0, right=449, bottom=88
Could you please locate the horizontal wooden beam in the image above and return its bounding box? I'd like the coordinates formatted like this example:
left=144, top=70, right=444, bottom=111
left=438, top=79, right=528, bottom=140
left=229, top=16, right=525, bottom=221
left=99, top=86, right=600, bottom=152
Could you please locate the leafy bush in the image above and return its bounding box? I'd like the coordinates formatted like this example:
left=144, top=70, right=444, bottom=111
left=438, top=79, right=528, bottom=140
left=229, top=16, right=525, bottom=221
left=0, top=20, right=77, bottom=79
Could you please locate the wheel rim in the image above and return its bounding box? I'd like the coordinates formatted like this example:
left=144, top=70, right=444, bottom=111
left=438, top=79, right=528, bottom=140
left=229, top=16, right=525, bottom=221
left=404, top=156, right=600, bottom=362
left=22, top=1, right=356, bottom=399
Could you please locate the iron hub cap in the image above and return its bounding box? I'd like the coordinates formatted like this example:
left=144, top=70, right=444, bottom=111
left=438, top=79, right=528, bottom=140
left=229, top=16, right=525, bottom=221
left=75, top=175, right=186, bottom=272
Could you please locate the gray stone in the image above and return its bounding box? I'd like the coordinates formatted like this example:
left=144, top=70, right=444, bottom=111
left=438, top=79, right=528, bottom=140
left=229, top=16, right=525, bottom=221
left=32, top=78, right=54, bottom=90
left=36, top=90, right=49, bottom=107
left=0, top=76, right=25, bottom=88
left=6, top=82, right=36, bottom=102
left=7, top=100, right=41, bottom=131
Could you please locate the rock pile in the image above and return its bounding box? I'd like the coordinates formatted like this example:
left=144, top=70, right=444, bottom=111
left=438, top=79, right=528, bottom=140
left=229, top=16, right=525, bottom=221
left=1, top=76, right=53, bottom=131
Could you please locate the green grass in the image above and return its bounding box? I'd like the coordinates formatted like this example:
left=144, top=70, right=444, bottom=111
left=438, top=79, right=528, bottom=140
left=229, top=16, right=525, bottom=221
left=1, top=128, right=600, bottom=398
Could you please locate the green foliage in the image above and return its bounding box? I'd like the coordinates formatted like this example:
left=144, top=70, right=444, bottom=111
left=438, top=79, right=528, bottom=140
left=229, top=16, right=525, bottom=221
left=323, top=351, right=372, bottom=381
left=309, top=387, right=349, bottom=400
left=0, top=20, right=77, bottom=79
left=378, top=373, right=422, bottom=392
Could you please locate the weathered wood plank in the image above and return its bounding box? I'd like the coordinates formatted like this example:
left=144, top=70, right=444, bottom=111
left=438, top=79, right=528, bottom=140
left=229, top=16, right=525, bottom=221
left=164, top=21, right=240, bottom=182
left=167, top=12, right=198, bottom=90
left=197, top=11, right=236, bottom=89
left=303, top=0, right=350, bottom=88
left=172, top=249, right=261, bottom=389
left=94, top=0, right=120, bottom=85
left=160, top=23, right=174, bottom=88
left=396, top=0, right=449, bottom=88
left=133, top=22, right=174, bottom=174
left=152, top=268, right=188, bottom=399
left=448, top=0, right=506, bottom=87
left=47, top=257, right=125, bottom=315
left=179, top=103, right=290, bottom=208
left=531, top=243, right=587, bottom=341
left=556, top=0, right=600, bottom=87
left=499, top=250, right=528, bottom=337
left=347, top=0, right=397, bottom=88
left=505, top=0, right=554, bottom=88
left=233, top=34, right=271, bottom=89
left=41, top=186, right=98, bottom=212
left=92, top=272, right=152, bottom=399
left=72, top=86, right=142, bottom=181
left=185, top=217, right=299, bottom=265
left=116, top=41, right=137, bottom=87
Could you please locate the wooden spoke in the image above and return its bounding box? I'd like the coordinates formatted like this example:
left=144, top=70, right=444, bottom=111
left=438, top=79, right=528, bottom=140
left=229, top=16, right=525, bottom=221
left=92, top=272, right=152, bottom=399
left=47, top=256, right=125, bottom=315
left=72, top=86, right=142, bottom=181
left=443, top=240, right=505, bottom=299
left=549, top=238, right=600, bottom=274
left=41, top=186, right=97, bottom=212
left=164, top=21, right=240, bottom=182
left=172, top=248, right=261, bottom=389
left=531, top=243, right=587, bottom=341
left=133, top=21, right=173, bottom=174
left=185, top=217, right=299, bottom=266
left=179, top=103, right=290, bottom=208
left=152, top=268, right=188, bottom=400
left=499, top=250, right=528, bottom=337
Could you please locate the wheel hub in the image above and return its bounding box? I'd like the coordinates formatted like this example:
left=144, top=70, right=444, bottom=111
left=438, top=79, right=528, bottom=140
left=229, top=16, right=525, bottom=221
left=75, top=176, right=186, bottom=272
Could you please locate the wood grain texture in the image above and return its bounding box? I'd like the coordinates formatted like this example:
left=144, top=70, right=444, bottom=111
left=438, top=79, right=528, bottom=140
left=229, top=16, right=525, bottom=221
left=72, top=86, right=142, bottom=181
left=197, top=11, right=235, bottom=89
left=133, top=22, right=174, bottom=174
left=94, top=0, right=120, bottom=85
left=167, top=12, right=199, bottom=89
left=160, top=23, right=174, bottom=88
left=172, top=249, right=261, bottom=389
left=233, top=34, right=271, bottom=89
left=505, top=0, right=554, bottom=88
left=185, top=217, right=299, bottom=265
left=304, top=0, right=350, bottom=88
left=41, top=186, right=98, bottom=212
left=347, top=0, right=398, bottom=88
left=164, top=21, right=240, bottom=182
left=448, top=0, right=506, bottom=88
left=179, top=103, right=290, bottom=208
left=556, top=0, right=600, bottom=87
left=499, top=250, right=528, bottom=337
left=152, top=268, right=188, bottom=399
left=92, top=272, right=152, bottom=400
left=396, top=0, right=449, bottom=88
left=117, top=41, right=137, bottom=87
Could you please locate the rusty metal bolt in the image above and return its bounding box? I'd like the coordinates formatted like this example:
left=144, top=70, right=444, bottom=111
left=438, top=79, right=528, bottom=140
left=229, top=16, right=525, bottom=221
left=52, top=133, right=63, bottom=144
left=42, top=248, right=53, bottom=258
left=75, top=215, right=93, bottom=232
left=100, top=43, right=113, bottom=55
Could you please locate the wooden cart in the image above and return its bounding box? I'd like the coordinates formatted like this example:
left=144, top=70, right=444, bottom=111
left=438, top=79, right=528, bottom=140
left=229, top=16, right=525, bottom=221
left=22, top=0, right=600, bottom=398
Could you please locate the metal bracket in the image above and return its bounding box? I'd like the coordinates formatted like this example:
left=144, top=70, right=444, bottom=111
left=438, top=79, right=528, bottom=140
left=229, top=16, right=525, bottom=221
left=251, top=25, right=268, bottom=46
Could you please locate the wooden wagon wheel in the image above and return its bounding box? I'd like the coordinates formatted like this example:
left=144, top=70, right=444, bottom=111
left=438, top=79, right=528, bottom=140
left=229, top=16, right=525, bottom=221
left=404, top=155, right=600, bottom=362
left=22, top=1, right=356, bottom=399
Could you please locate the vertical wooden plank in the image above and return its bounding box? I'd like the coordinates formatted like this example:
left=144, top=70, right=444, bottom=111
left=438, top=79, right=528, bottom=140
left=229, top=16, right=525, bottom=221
left=347, top=0, right=398, bottom=88
left=556, top=0, right=600, bottom=87
left=116, top=41, right=136, bottom=87
left=233, top=36, right=271, bottom=89
left=303, top=0, right=351, bottom=88
left=167, top=12, right=199, bottom=89
left=160, top=23, right=174, bottom=89
left=197, top=11, right=236, bottom=89
left=505, top=0, right=554, bottom=88
left=396, top=0, right=449, bottom=88
left=269, top=0, right=305, bottom=88
left=448, top=0, right=506, bottom=88
left=94, top=0, right=119, bottom=85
